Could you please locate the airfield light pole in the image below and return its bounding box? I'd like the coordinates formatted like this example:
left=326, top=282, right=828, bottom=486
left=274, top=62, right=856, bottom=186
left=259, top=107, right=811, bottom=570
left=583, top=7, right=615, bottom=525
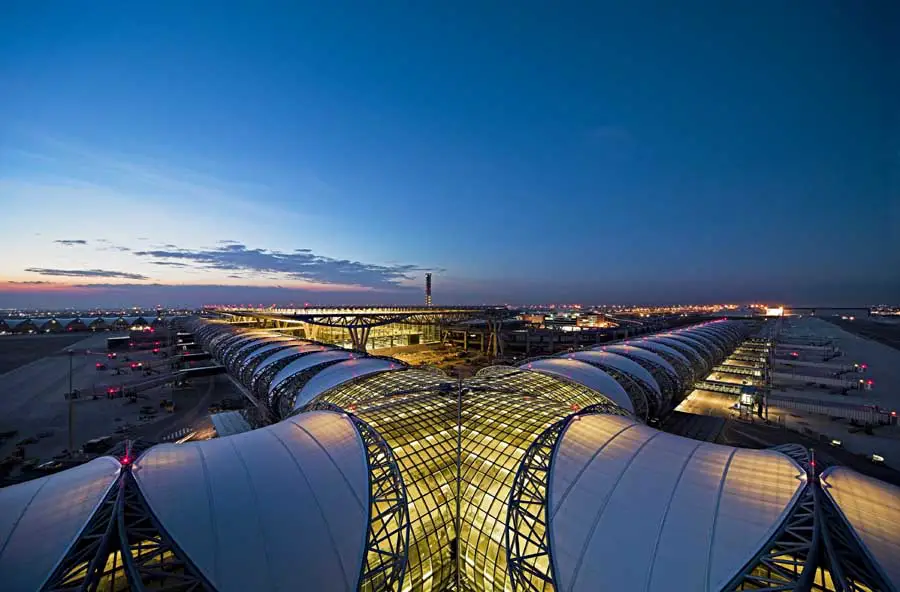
left=455, top=374, right=463, bottom=592
left=169, top=318, right=176, bottom=400
left=67, top=349, right=74, bottom=454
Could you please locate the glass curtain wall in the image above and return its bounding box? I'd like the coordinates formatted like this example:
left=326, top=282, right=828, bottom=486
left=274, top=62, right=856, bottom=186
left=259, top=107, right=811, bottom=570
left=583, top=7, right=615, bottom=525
left=313, top=369, right=622, bottom=591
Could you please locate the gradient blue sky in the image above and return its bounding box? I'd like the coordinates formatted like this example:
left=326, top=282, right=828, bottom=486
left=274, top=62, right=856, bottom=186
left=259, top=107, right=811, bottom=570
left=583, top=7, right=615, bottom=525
left=1, top=2, right=897, bottom=308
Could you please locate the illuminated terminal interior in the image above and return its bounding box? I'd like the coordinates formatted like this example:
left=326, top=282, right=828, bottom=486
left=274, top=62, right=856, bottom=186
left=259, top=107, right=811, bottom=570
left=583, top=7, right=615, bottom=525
left=0, top=317, right=897, bottom=592
left=306, top=322, right=442, bottom=350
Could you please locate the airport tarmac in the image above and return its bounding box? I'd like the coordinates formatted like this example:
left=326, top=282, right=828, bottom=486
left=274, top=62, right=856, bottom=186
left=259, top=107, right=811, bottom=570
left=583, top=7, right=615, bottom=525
left=0, top=332, right=238, bottom=476
left=679, top=315, right=900, bottom=470
left=785, top=317, right=900, bottom=403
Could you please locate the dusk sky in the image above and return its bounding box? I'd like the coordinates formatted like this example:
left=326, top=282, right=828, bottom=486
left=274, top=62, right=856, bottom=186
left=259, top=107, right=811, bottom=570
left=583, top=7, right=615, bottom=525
left=1, top=2, right=897, bottom=308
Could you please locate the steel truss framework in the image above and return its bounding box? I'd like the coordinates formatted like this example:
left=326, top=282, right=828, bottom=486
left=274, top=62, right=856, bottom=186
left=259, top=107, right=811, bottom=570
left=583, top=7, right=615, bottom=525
left=211, top=306, right=512, bottom=329
left=211, top=307, right=514, bottom=352
left=41, top=442, right=214, bottom=592
left=238, top=343, right=296, bottom=384
left=568, top=358, right=656, bottom=419
left=724, top=482, right=818, bottom=591
left=724, top=444, right=896, bottom=592
left=505, top=403, right=627, bottom=592
left=223, top=338, right=283, bottom=374
left=253, top=351, right=320, bottom=399
left=604, top=351, right=679, bottom=406
left=42, top=470, right=122, bottom=591
left=817, top=485, right=894, bottom=592
left=306, top=402, right=411, bottom=592
left=117, top=470, right=214, bottom=591
left=268, top=359, right=348, bottom=418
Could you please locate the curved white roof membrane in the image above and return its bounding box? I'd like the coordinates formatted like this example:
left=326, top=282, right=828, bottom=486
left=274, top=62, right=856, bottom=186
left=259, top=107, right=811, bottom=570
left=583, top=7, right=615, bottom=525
left=564, top=350, right=662, bottom=400
left=682, top=326, right=730, bottom=350
left=520, top=358, right=634, bottom=414
left=628, top=335, right=703, bottom=368
left=224, top=336, right=287, bottom=369
left=269, top=350, right=358, bottom=396
left=212, top=333, right=267, bottom=357
left=0, top=457, right=121, bottom=591
left=549, top=414, right=805, bottom=592
left=239, top=340, right=296, bottom=369
left=250, top=344, right=332, bottom=384
left=294, top=358, right=402, bottom=411
left=596, top=344, right=679, bottom=379
left=821, top=466, right=900, bottom=589
left=662, top=332, right=717, bottom=363
left=133, top=411, right=369, bottom=592
left=673, top=329, right=721, bottom=352
left=221, top=335, right=265, bottom=356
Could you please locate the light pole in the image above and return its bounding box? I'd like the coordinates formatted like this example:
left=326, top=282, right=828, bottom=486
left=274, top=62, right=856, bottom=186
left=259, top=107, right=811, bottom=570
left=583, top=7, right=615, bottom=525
left=455, top=375, right=463, bottom=591
left=67, top=349, right=74, bottom=454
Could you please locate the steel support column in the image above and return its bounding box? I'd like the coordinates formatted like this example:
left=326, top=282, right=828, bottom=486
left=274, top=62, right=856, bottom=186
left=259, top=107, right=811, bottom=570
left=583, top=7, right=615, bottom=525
left=349, top=326, right=372, bottom=352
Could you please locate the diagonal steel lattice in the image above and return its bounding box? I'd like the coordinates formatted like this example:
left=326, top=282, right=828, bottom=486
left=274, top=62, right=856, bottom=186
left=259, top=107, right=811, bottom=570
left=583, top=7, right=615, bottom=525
left=309, top=401, right=412, bottom=592
left=723, top=482, right=818, bottom=591
left=353, top=416, right=412, bottom=592
left=817, top=483, right=894, bottom=592
left=42, top=440, right=214, bottom=592
left=504, top=402, right=627, bottom=592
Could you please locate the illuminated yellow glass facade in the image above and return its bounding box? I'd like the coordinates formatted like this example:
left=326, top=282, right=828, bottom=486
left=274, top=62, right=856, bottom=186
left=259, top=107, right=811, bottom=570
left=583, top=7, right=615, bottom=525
left=304, top=322, right=441, bottom=350
left=314, top=369, right=618, bottom=591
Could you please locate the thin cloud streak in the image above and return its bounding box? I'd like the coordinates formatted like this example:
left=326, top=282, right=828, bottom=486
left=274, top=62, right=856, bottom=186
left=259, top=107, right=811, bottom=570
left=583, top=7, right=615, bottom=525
left=149, top=261, right=189, bottom=267
left=25, top=268, right=149, bottom=280
left=54, top=239, right=88, bottom=246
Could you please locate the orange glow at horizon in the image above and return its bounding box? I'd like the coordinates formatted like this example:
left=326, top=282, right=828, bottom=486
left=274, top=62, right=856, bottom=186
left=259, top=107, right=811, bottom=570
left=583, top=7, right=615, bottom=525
left=0, top=281, right=96, bottom=294
left=0, top=278, right=383, bottom=294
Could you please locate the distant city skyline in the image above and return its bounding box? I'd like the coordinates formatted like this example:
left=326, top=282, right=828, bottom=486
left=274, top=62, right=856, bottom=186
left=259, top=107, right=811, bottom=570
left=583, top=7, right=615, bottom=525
left=2, top=3, right=897, bottom=307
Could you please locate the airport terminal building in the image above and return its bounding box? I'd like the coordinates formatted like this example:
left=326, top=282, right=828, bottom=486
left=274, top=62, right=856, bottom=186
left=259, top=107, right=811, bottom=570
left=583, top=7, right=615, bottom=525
left=0, top=318, right=897, bottom=591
